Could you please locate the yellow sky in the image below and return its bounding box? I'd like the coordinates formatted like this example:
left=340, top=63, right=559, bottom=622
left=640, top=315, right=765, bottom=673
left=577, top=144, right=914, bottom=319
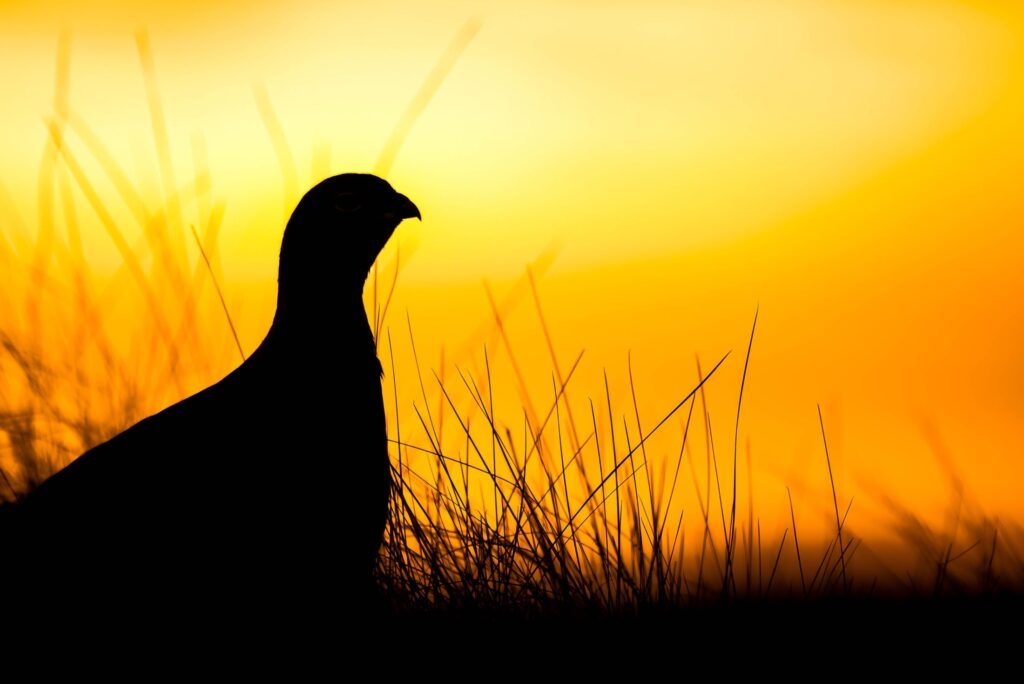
left=1, top=0, right=1022, bottom=538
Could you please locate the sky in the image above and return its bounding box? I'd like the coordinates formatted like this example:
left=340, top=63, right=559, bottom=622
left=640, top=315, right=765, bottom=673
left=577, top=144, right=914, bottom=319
left=1, top=0, right=1021, bottom=544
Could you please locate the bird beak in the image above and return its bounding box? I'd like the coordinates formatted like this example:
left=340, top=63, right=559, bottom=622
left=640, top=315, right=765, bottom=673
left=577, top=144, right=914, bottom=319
left=390, top=193, right=421, bottom=221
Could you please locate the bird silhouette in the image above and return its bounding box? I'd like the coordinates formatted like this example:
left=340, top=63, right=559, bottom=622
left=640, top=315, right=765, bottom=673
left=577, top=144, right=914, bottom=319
left=7, top=173, right=419, bottom=622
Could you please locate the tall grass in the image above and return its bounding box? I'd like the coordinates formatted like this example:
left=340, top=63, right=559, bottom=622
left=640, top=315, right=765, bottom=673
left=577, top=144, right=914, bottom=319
left=1, top=27, right=1022, bottom=619
left=373, top=287, right=1024, bottom=613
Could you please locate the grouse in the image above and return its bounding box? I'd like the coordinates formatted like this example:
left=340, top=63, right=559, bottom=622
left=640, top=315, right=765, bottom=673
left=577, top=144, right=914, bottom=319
left=8, top=173, right=419, bottom=621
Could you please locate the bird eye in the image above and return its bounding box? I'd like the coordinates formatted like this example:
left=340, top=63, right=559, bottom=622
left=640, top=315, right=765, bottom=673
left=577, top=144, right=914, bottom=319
left=333, top=192, right=363, bottom=214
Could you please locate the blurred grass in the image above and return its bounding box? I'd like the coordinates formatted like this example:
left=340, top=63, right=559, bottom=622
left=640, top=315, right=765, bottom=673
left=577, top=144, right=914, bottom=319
left=1, top=25, right=1022, bottom=620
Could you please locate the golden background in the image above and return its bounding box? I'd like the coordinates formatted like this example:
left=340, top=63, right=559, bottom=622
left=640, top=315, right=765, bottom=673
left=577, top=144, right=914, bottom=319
left=1, top=1, right=1021, bottom=562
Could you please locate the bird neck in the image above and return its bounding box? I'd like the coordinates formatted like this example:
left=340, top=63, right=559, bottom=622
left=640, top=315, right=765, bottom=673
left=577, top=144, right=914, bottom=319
left=265, top=287, right=376, bottom=360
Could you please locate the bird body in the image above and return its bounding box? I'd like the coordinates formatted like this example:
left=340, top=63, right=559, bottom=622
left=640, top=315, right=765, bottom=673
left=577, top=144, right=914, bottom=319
left=6, top=174, right=419, bottom=621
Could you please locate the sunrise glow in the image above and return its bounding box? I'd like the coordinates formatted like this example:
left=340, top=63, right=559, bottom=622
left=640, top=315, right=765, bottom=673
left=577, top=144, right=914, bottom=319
left=1, top=0, right=1022, bottom=578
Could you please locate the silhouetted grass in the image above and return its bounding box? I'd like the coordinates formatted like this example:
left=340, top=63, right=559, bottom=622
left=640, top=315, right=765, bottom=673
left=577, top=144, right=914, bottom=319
left=372, top=295, right=1024, bottom=619
left=1, top=26, right=1022, bottom=631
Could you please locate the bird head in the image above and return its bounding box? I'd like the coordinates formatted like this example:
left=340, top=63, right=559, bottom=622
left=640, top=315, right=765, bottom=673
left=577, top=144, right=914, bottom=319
left=277, top=173, right=420, bottom=299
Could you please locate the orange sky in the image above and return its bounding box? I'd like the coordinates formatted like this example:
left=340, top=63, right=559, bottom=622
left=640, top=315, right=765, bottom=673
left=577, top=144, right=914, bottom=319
left=1, top=0, right=1022, bottom=546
